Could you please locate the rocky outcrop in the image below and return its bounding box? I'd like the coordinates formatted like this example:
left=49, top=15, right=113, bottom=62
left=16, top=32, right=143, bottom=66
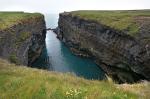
left=0, top=13, right=46, bottom=66
left=57, top=12, right=150, bottom=83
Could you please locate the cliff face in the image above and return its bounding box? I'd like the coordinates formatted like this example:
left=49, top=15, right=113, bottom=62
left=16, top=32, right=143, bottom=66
left=57, top=11, right=150, bottom=83
left=0, top=12, right=46, bottom=65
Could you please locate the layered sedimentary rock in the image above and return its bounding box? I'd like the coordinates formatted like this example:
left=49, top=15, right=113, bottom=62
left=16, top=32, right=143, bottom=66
left=57, top=11, right=150, bottom=83
left=0, top=12, right=46, bottom=65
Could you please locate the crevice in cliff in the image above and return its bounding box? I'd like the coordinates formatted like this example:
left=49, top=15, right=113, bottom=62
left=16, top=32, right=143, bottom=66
left=28, top=29, right=46, bottom=66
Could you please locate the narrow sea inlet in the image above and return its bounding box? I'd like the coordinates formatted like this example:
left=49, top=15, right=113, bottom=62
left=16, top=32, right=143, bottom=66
left=32, top=14, right=106, bottom=80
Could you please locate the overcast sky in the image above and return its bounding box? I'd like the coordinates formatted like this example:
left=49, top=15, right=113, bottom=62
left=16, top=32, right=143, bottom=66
left=0, top=0, right=149, bottom=14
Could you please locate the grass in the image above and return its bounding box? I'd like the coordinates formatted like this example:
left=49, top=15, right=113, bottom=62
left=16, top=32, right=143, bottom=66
left=71, top=10, right=150, bottom=36
left=9, top=53, right=19, bottom=64
left=15, top=31, right=31, bottom=48
left=0, top=12, right=42, bottom=30
left=0, top=59, right=149, bottom=99
left=18, top=32, right=31, bottom=42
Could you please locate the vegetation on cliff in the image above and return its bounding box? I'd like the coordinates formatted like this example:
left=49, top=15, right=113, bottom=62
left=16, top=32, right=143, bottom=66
left=0, top=59, right=149, bottom=99
left=71, top=10, right=150, bottom=36
left=0, top=12, right=42, bottom=30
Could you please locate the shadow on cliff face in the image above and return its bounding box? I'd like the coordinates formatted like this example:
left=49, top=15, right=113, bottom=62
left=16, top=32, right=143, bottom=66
left=100, top=64, right=146, bottom=84
left=29, top=29, right=50, bottom=69
left=30, top=47, right=53, bottom=70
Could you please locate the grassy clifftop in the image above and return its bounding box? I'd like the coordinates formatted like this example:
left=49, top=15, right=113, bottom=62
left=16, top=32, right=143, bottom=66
left=71, top=10, right=150, bottom=36
left=0, top=59, right=149, bottom=99
left=0, top=12, right=43, bottom=30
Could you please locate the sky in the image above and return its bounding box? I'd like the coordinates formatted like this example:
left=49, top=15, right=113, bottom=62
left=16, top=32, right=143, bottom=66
left=0, top=0, right=149, bottom=14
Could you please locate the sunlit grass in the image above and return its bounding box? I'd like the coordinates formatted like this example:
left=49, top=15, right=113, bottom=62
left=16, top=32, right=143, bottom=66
left=0, top=59, right=149, bottom=99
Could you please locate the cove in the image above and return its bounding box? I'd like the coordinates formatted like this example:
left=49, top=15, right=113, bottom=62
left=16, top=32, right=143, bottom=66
left=31, top=14, right=106, bottom=80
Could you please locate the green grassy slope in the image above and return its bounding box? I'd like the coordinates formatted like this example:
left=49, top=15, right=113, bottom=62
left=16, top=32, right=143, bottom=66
left=71, top=10, right=150, bottom=36
left=0, top=12, right=42, bottom=30
left=0, top=59, right=149, bottom=99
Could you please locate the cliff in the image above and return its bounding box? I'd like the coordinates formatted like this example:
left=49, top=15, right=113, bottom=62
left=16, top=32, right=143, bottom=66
left=0, top=12, right=46, bottom=65
left=57, top=10, right=150, bottom=83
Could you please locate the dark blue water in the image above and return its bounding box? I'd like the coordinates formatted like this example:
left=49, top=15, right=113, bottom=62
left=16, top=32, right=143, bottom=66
left=32, top=14, right=106, bottom=80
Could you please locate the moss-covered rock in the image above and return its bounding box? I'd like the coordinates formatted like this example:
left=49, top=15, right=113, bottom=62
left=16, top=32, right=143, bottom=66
left=9, top=53, right=19, bottom=64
